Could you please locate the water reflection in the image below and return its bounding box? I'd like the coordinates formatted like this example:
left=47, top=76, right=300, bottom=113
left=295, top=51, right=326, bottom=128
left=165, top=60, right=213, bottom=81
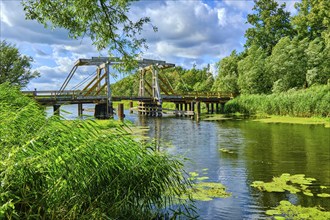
left=134, top=116, right=330, bottom=219
left=46, top=105, right=330, bottom=219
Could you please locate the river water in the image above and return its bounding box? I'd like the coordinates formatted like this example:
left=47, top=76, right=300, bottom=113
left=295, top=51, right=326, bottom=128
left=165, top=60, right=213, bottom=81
left=47, top=105, right=330, bottom=219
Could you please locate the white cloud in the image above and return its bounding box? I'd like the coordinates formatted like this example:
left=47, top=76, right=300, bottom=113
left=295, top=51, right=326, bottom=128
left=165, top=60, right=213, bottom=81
left=1, top=0, right=257, bottom=90
left=131, top=0, right=248, bottom=70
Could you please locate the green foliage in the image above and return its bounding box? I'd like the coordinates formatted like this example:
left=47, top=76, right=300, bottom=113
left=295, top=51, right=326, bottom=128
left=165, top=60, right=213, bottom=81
left=0, top=84, right=194, bottom=219
left=266, top=200, right=330, bottom=219
left=292, top=0, right=330, bottom=40
left=306, top=37, right=330, bottom=86
left=0, top=41, right=39, bottom=87
left=266, top=37, right=309, bottom=92
left=225, top=85, right=330, bottom=117
left=22, top=0, right=155, bottom=69
left=111, top=66, right=214, bottom=96
left=245, top=0, right=294, bottom=54
left=111, top=73, right=139, bottom=96
left=212, top=50, right=240, bottom=94
left=0, top=83, right=46, bottom=158
left=215, top=0, right=329, bottom=95
left=238, top=45, right=271, bottom=94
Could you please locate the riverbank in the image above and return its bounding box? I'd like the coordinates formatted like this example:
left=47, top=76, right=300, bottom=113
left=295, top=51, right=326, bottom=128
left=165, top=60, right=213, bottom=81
left=202, top=113, right=330, bottom=128
left=224, top=85, right=329, bottom=118
left=253, top=115, right=330, bottom=128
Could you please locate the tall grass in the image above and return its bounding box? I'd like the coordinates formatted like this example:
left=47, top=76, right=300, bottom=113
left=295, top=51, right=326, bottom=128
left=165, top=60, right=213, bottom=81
left=0, top=83, right=194, bottom=219
left=225, top=85, right=330, bottom=117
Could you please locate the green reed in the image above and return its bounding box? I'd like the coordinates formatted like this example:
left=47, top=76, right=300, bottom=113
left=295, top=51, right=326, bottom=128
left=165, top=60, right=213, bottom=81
left=0, top=83, right=194, bottom=219
left=225, top=85, right=330, bottom=117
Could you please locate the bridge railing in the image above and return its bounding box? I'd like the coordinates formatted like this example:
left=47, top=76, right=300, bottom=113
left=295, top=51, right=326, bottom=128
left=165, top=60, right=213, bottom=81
left=161, top=91, right=235, bottom=98
left=22, top=90, right=108, bottom=99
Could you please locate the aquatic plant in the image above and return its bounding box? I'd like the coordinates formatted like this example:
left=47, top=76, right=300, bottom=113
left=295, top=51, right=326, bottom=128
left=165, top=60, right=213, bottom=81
left=0, top=83, right=195, bottom=219
left=219, top=148, right=235, bottom=154
left=180, top=170, right=231, bottom=201
left=251, top=173, right=316, bottom=194
left=225, top=84, right=330, bottom=117
left=251, top=173, right=330, bottom=198
left=266, top=200, right=330, bottom=219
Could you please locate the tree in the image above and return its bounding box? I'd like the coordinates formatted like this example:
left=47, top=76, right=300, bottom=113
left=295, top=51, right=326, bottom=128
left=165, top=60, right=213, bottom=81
left=22, top=0, right=155, bottom=69
left=0, top=40, right=39, bottom=87
left=245, top=0, right=294, bottom=54
left=237, top=45, right=271, bottom=94
left=305, top=37, right=329, bottom=86
left=265, top=37, right=309, bottom=92
left=292, top=0, right=330, bottom=40
left=212, top=50, right=240, bottom=94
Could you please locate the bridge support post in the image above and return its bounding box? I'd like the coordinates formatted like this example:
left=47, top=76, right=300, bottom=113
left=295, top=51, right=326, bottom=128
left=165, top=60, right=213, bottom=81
left=118, top=103, right=125, bottom=120
left=130, top=101, right=133, bottom=114
left=184, top=103, right=188, bottom=111
left=206, top=103, right=210, bottom=114
left=175, top=103, right=179, bottom=110
left=216, top=103, right=219, bottom=114
left=220, top=103, right=225, bottom=114
left=95, top=103, right=110, bottom=119
left=196, top=102, right=201, bottom=121
left=78, top=103, right=83, bottom=116
left=53, top=104, right=60, bottom=116
left=211, top=103, right=214, bottom=114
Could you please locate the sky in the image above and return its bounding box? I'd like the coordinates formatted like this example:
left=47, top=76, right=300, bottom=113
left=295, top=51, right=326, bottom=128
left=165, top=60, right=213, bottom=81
left=0, top=0, right=299, bottom=91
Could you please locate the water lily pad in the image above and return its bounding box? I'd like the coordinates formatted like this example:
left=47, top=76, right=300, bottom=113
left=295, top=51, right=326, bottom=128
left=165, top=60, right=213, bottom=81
left=219, top=148, right=234, bottom=154
left=266, top=209, right=281, bottom=215
left=317, top=193, right=330, bottom=198
left=251, top=173, right=317, bottom=194
left=183, top=182, right=231, bottom=201
left=196, top=176, right=209, bottom=181
left=266, top=200, right=330, bottom=219
left=303, top=191, right=313, bottom=197
left=189, top=172, right=199, bottom=177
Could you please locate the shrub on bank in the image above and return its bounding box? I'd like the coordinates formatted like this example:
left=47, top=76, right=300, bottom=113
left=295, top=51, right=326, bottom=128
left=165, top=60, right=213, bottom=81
left=225, top=85, right=330, bottom=117
left=0, top=83, right=192, bottom=219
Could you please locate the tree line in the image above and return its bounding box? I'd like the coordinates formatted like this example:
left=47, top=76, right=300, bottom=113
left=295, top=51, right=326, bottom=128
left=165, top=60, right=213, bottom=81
left=212, top=0, right=329, bottom=94
left=113, top=0, right=329, bottom=96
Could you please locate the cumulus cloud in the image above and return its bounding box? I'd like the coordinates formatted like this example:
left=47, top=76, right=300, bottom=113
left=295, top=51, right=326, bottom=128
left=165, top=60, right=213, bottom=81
left=1, top=0, right=270, bottom=90
left=131, top=0, right=248, bottom=69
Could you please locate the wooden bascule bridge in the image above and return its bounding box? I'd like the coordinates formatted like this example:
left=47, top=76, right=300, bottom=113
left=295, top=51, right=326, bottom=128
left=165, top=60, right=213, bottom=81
left=23, top=57, right=233, bottom=119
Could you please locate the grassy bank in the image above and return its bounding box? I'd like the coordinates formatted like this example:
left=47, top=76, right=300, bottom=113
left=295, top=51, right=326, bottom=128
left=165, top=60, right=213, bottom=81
left=253, top=115, right=330, bottom=128
left=0, top=83, right=193, bottom=219
left=225, top=85, right=330, bottom=118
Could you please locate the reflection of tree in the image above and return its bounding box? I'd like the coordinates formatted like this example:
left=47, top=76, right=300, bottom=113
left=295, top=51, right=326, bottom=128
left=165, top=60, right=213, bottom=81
left=240, top=121, right=330, bottom=210
left=136, top=115, right=161, bottom=151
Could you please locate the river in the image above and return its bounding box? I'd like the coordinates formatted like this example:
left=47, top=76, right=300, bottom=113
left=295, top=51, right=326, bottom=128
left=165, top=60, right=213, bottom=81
left=47, top=105, right=330, bottom=219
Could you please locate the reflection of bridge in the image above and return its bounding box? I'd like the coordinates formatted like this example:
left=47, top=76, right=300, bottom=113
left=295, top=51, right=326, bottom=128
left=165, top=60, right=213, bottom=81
left=23, top=57, right=233, bottom=119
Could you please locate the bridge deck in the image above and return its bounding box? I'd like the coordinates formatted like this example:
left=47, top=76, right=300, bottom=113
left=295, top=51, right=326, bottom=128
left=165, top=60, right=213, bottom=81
left=22, top=90, right=233, bottom=105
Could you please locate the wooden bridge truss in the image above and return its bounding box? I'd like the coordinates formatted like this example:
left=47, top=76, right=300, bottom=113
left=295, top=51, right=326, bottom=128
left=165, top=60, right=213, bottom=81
left=23, top=57, right=233, bottom=119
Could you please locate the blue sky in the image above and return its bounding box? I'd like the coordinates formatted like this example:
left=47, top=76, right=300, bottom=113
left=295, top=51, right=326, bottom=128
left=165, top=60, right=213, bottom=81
left=0, top=0, right=299, bottom=90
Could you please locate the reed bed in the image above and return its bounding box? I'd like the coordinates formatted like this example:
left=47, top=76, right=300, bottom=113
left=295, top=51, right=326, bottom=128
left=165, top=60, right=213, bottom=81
left=225, top=85, right=330, bottom=117
left=0, top=83, right=194, bottom=219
